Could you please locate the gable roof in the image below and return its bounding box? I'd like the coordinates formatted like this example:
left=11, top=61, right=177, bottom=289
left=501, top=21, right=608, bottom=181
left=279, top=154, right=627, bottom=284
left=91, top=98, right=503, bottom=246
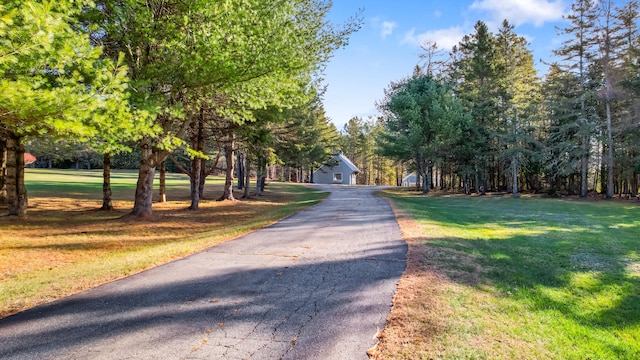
left=336, top=152, right=360, bottom=173
left=402, top=173, right=416, bottom=182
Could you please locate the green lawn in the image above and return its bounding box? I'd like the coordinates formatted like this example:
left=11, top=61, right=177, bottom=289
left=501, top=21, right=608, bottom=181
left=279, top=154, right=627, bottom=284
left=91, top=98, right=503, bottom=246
left=381, top=192, right=640, bottom=359
left=24, top=168, right=194, bottom=200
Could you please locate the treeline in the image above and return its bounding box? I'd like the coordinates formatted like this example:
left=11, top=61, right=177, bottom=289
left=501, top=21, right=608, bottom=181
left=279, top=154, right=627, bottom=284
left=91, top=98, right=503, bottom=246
left=0, top=0, right=360, bottom=216
left=375, top=0, right=640, bottom=198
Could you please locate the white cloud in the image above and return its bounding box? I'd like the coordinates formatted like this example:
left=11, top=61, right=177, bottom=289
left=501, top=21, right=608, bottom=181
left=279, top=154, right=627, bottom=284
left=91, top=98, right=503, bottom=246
left=402, top=26, right=465, bottom=50
left=470, top=0, right=564, bottom=27
left=381, top=21, right=397, bottom=39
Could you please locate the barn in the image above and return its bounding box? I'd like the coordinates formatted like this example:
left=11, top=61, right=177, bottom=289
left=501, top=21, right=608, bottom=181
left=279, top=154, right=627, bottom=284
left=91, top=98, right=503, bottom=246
left=312, top=153, right=360, bottom=185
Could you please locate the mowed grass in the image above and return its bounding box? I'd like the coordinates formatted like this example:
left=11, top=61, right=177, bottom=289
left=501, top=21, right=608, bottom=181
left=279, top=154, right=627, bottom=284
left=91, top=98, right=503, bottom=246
left=0, top=169, right=327, bottom=318
left=376, top=190, right=640, bottom=360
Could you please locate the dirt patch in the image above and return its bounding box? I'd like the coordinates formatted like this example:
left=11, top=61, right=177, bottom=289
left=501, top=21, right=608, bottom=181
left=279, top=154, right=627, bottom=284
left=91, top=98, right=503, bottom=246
left=624, top=258, right=640, bottom=277
left=570, top=253, right=613, bottom=272
left=370, top=202, right=459, bottom=359
left=371, top=200, right=533, bottom=359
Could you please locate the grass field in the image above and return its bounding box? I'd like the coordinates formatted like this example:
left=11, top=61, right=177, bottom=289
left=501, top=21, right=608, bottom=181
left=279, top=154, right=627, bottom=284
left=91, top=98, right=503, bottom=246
left=375, top=190, right=640, bottom=359
left=0, top=169, right=327, bottom=318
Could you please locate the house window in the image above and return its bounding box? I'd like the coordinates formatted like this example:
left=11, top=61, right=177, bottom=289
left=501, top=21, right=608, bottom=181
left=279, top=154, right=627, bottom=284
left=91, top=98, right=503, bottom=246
left=333, top=173, right=342, bottom=182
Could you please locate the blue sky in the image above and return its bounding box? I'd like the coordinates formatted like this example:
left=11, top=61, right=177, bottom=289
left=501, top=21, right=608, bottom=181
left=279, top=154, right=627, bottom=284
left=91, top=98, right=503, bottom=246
left=322, top=0, right=580, bottom=130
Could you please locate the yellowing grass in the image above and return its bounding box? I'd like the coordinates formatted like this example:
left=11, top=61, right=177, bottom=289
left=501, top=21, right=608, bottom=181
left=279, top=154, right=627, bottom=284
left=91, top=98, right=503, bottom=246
left=0, top=169, right=327, bottom=318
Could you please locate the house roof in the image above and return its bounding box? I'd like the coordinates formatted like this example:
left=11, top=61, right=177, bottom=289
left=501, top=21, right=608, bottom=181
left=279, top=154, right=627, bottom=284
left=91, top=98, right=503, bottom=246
left=402, top=173, right=416, bottom=182
left=336, top=153, right=360, bottom=173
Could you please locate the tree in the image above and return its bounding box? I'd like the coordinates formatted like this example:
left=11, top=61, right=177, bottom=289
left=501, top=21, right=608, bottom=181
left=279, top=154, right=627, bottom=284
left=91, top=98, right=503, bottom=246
left=554, top=0, right=599, bottom=197
left=0, top=0, right=137, bottom=216
left=341, top=117, right=372, bottom=185
left=418, top=40, right=449, bottom=77
left=589, top=0, right=640, bottom=198
left=616, top=1, right=640, bottom=196
left=378, top=75, right=468, bottom=194
left=543, top=64, right=584, bottom=194
left=89, top=0, right=361, bottom=216
left=453, top=21, right=502, bottom=194
left=274, top=96, right=340, bottom=183
left=495, top=20, right=542, bottom=197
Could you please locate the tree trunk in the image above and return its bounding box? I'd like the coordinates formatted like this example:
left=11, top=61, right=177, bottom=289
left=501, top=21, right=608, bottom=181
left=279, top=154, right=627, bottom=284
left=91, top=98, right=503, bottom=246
left=237, top=152, right=245, bottom=190
left=427, top=165, right=433, bottom=194
left=101, top=152, right=113, bottom=210
left=5, top=132, right=27, bottom=216
left=605, top=100, right=614, bottom=199
left=421, top=171, right=429, bottom=194
left=0, top=138, right=7, bottom=204
left=256, top=156, right=264, bottom=196
left=189, top=156, right=202, bottom=210
left=159, top=159, right=167, bottom=203
left=242, top=156, right=251, bottom=199
left=218, top=135, right=236, bottom=201
left=474, top=168, right=480, bottom=195
left=512, top=154, right=519, bottom=198
left=199, top=159, right=207, bottom=199
left=419, top=163, right=430, bottom=194
left=131, top=141, right=162, bottom=217
left=580, top=134, right=589, bottom=197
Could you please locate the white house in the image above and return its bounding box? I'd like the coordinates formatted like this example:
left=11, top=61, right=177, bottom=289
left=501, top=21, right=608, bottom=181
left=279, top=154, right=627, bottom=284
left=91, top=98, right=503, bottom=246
left=313, top=153, right=360, bottom=185
left=402, top=173, right=417, bottom=187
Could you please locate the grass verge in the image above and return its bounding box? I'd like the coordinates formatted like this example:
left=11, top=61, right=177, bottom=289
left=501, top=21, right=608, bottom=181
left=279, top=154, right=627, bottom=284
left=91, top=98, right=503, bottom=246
left=0, top=169, right=327, bottom=318
left=375, top=190, right=640, bottom=360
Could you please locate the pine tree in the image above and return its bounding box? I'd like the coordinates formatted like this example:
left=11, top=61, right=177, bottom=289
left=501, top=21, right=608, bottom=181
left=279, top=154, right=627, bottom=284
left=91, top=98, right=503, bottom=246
left=616, top=1, right=640, bottom=196
left=553, top=0, right=600, bottom=197
left=495, top=20, right=542, bottom=197
left=453, top=21, right=502, bottom=194
left=0, top=0, right=139, bottom=216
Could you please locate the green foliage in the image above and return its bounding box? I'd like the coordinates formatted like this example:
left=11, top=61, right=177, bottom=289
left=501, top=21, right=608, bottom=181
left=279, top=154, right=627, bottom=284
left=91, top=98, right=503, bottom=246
left=376, top=4, right=640, bottom=196
left=86, top=0, right=360, bottom=214
left=90, top=0, right=361, bottom=131
left=273, top=94, right=340, bottom=171
left=0, top=0, right=147, bottom=146
left=339, top=117, right=396, bottom=185
left=378, top=75, right=469, bottom=192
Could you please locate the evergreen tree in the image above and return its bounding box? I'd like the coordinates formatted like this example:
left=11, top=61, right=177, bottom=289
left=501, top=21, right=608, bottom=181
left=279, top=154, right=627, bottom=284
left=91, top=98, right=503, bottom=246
left=378, top=75, right=468, bottom=194
left=553, top=0, right=600, bottom=197
left=616, top=1, right=640, bottom=196
left=88, top=0, right=361, bottom=216
left=453, top=21, right=502, bottom=194
left=495, top=20, right=542, bottom=197
left=0, top=0, right=140, bottom=216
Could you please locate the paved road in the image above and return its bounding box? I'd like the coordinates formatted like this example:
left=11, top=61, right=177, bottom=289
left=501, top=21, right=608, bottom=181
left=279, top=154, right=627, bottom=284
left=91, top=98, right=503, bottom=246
left=0, top=185, right=406, bottom=360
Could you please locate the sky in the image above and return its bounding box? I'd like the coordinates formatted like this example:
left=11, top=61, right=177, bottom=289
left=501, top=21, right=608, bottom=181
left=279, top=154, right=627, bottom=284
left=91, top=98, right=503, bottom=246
left=321, top=0, right=590, bottom=130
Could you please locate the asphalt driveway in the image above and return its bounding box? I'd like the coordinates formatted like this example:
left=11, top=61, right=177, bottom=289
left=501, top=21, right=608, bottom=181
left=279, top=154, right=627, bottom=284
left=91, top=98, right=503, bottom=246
left=0, top=185, right=407, bottom=359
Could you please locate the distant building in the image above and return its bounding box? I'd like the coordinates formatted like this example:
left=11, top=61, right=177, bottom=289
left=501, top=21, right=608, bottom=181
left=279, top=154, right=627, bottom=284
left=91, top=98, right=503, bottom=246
left=24, top=153, right=37, bottom=167
left=312, top=153, right=360, bottom=185
left=402, top=173, right=417, bottom=187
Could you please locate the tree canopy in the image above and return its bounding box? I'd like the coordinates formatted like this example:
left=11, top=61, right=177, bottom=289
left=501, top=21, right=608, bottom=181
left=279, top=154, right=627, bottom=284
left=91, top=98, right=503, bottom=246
left=0, top=0, right=149, bottom=216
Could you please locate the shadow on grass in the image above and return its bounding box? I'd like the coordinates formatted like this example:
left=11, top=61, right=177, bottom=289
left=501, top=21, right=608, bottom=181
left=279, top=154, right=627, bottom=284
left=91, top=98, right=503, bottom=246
left=384, top=193, right=640, bottom=357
